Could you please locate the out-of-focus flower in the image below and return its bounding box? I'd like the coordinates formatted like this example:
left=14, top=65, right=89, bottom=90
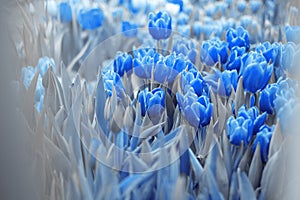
left=148, top=11, right=172, bottom=40
left=102, top=70, right=125, bottom=98
left=113, top=52, right=133, bottom=76
left=249, top=0, right=261, bottom=13
left=252, top=125, right=274, bottom=163
left=22, top=57, right=56, bottom=113
left=181, top=68, right=208, bottom=97
left=241, top=51, right=273, bottom=93
left=166, top=0, right=183, bottom=12
left=176, top=88, right=213, bottom=127
left=281, top=43, right=300, bottom=75
left=138, top=87, right=165, bottom=123
left=122, top=21, right=138, bottom=37
left=133, top=48, right=162, bottom=79
left=200, top=38, right=228, bottom=66
left=237, top=1, right=247, bottom=13
left=204, top=69, right=238, bottom=96
left=255, top=42, right=279, bottom=64
left=259, top=83, right=278, bottom=115
left=77, top=8, right=104, bottom=30
left=226, top=26, right=250, bottom=51
left=225, top=46, right=248, bottom=72
left=285, top=26, right=300, bottom=44
left=59, top=2, right=72, bottom=23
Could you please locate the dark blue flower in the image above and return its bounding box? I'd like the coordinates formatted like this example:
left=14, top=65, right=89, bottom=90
left=226, top=26, right=250, bottom=51
left=138, top=87, right=165, bottom=123
left=200, top=38, right=228, bottom=66
left=286, top=26, right=300, bottom=44
left=227, top=114, right=253, bottom=145
left=252, top=125, right=274, bottom=163
left=122, top=21, right=138, bottom=37
left=255, top=42, right=280, bottom=64
left=181, top=68, right=208, bottom=97
left=113, top=52, right=133, bottom=76
left=259, top=83, right=278, bottom=114
left=148, top=11, right=172, bottom=40
left=204, top=69, right=238, bottom=96
left=133, top=48, right=162, bottom=79
left=59, top=2, right=72, bottom=23
left=227, top=105, right=266, bottom=145
left=225, top=46, right=248, bottom=72
left=102, top=70, right=125, bottom=98
left=241, top=51, right=273, bottom=93
left=176, top=88, right=213, bottom=127
left=77, top=8, right=104, bottom=30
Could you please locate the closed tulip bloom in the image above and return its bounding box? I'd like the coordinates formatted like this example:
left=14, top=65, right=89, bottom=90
left=241, top=51, right=273, bottom=93
left=176, top=88, right=213, bottom=127
left=252, top=125, right=274, bottom=163
left=200, top=38, right=228, bottom=66
left=226, top=26, right=250, bottom=51
left=113, top=52, right=133, bottom=76
left=59, top=2, right=72, bottom=23
left=227, top=115, right=253, bottom=145
left=77, top=7, right=104, bottom=30
left=148, top=11, right=172, bottom=40
left=259, top=83, right=278, bottom=114
left=102, top=70, right=125, bottom=98
left=138, top=88, right=165, bottom=123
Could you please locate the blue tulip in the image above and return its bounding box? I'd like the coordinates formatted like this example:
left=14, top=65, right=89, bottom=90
left=227, top=105, right=267, bottom=145
left=286, top=26, right=300, bottom=44
left=133, top=48, right=163, bottom=79
left=249, top=0, right=261, bottom=13
left=200, top=38, right=228, bottom=66
left=77, top=8, right=104, bottom=30
left=59, top=2, right=72, bottom=23
left=176, top=88, right=213, bottom=127
left=255, top=42, right=280, bottom=64
left=225, top=46, right=248, bottom=72
left=113, top=52, right=133, bottom=76
left=181, top=68, right=208, bottom=97
left=148, top=11, right=172, bottom=40
left=122, top=21, right=138, bottom=37
left=241, top=51, right=273, bottom=93
left=259, top=83, right=278, bottom=114
left=204, top=69, right=238, bottom=96
left=22, top=57, right=56, bottom=113
left=252, top=125, right=274, bottom=163
left=154, top=53, right=189, bottom=83
left=172, top=39, right=197, bottom=64
left=237, top=1, right=247, bottom=13
left=226, top=26, right=250, bottom=51
left=138, top=88, right=165, bottom=123
left=102, top=70, right=125, bottom=98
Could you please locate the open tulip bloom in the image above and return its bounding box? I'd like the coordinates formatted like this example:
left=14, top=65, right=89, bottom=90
left=8, top=0, right=300, bottom=199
